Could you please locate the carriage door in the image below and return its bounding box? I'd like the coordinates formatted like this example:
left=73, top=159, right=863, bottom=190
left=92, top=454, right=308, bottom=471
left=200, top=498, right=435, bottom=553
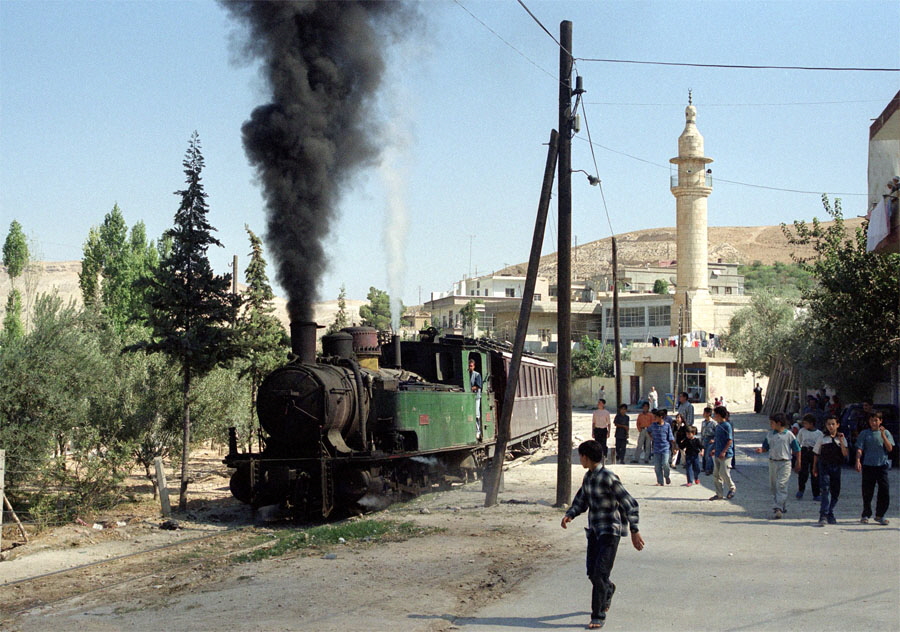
left=466, top=351, right=492, bottom=440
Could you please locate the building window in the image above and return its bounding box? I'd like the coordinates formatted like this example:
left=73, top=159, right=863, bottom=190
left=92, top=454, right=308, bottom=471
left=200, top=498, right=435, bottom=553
left=505, top=288, right=516, bottom=297
left=725, top=286, right=733, bottom=295
left=648, top=305, right=671, bottom=327
left=533, top=293, right=541, bottom=301
left=726, top=366, right=745, bottom=377
left=477, top=281, right=480, bottom=288
left=618, top=307, right=645, bottom=328
left=539, top=328, right=550, bottom=342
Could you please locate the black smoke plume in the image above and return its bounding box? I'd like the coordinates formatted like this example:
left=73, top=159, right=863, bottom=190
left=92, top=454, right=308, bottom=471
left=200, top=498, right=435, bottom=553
left=221, top=1, right=406, bottom=322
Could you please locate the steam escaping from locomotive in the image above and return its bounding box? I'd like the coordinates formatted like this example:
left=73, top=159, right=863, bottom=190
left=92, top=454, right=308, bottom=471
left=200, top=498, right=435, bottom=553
left=220, top=0, right=409, bottom=322
left=381, top=133, right=409, bottom=332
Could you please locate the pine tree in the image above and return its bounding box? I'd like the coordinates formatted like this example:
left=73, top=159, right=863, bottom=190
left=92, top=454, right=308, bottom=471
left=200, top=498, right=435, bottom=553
left=127, top=132, right=242, bottom=510
left=2, top=289, right=24, bottom=345
left=3, top=220, right=29, bottom=284
left=236, top=226, right=287, bottom=450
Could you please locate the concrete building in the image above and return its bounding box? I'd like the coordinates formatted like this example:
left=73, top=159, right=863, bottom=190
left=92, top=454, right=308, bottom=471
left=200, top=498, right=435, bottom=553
left=866, top=90, right=899, bottom=255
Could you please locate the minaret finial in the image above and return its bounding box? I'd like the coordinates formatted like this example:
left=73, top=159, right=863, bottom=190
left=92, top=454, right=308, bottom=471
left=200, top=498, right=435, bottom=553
left=688, top=89, right=692, bottom=105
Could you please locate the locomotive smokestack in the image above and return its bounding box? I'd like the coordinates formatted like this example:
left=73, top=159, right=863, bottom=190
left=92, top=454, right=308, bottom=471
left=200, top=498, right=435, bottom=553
left=392, top=334, right=402, bottom=369
left=290, top=321, right=319, bottom=364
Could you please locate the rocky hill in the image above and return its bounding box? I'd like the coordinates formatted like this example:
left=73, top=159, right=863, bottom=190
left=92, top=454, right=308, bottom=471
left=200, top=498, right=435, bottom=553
left=496, top=219, right=864, bottom=283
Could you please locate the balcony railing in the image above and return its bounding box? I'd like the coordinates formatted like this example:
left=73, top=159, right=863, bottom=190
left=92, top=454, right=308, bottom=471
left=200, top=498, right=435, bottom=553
left=670, top=173, right=713, bottom=188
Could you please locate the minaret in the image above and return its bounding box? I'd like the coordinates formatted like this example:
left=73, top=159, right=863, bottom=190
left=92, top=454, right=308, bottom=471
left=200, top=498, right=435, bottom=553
left=670, top=92, right=714, bottom=335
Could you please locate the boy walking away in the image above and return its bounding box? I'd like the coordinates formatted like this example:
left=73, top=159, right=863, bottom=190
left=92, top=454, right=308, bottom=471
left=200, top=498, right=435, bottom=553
left=613, top=404, right=630, bottom=464
left=592, top=399, right=612, bottom=462
left=632, top=402, right=654, bottom=463
left=700, top=407, right=716, bottom=475
left=680, top=426, right=703, bottom=486
left=812, top=414, right=848, bottom=525
left=562, top=440, right=645, bottom=630
left=649, top=409, right=675, bottom=486
left=710, top=406, right=736, bottom=501
left=855, top=411, right=895, bottom=525
left=796, top=414, right=824, bottom=500
left=755, top=413, right=801, bottom=519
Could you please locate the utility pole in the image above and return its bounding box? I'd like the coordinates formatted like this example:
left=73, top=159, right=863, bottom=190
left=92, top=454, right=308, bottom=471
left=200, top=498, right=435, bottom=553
left=612, top=237, right=622, bottom=411
left=555, top=20, right=573, bottom=508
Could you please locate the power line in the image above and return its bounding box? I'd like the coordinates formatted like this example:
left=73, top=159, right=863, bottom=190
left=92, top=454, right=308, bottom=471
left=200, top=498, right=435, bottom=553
left=575, top=57, right=900, bottom=72
left=583, top=99, right=887, bottom=107
left=572, top=136, right=867, bottom=196
left=453, top=0, right=557, bottom=82
left=515, top=0, right=568, bottom=54
left=575, top=94, right=615, bottom=237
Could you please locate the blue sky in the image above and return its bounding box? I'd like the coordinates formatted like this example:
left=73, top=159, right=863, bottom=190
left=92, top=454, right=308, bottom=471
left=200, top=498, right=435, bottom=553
left=1, top=0, right=897, bottom=308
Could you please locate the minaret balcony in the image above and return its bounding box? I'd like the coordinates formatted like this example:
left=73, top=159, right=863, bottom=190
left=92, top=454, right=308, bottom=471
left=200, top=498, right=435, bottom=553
left=671, top=172, right=713, bottom=188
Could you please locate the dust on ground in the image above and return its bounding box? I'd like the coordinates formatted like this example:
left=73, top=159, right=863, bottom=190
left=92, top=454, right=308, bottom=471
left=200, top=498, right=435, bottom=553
left=1, top=418, right=596, bottom=632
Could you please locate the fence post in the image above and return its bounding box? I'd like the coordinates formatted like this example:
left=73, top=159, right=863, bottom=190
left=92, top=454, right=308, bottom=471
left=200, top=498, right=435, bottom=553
left=154, top=457, right=171, bottom=517
left=1, top=449, right=5, bottom=553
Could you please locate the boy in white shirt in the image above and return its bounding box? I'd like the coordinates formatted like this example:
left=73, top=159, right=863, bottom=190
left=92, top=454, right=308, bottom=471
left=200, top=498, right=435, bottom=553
left=796, top=414, right=823, bottom=500
left=756, top=413, right=801, bottom=519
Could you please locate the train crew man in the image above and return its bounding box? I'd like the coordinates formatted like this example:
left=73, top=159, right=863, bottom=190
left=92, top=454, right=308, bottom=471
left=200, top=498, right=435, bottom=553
left=469, top=357, right=483, bottom=441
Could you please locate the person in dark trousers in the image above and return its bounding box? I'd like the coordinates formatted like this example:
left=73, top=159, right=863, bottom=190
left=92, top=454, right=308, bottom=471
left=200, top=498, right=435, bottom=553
left=562, top=440, right=645, bottom=630
left=680, top=425, right=703, bottom=486
left=613, top=403, right=630, bottom=464
left=855, top=411, right=894, bottom=525
left=753, top=383, right=763, bottom=414
left=812, top=414, right=848, bottom=526
left=796, top=414, right=823, bottom=500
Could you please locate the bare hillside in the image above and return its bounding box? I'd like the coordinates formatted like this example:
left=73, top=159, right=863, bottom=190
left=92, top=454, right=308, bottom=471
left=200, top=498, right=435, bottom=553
left=497, top=218, right=864, bottom=282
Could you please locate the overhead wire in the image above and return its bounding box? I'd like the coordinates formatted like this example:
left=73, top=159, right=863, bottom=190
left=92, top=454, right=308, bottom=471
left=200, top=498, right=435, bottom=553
left=584, top=99, right=888, bottom=107
left=573, top=82, right=615, bottom=237
left=574, top=57, right=900, bottom=72
left=453, top=0, right=557, bottom=82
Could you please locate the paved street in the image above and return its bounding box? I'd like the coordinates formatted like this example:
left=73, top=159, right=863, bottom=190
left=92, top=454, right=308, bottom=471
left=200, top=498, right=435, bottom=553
left=455, top=411, right=900, bottom=632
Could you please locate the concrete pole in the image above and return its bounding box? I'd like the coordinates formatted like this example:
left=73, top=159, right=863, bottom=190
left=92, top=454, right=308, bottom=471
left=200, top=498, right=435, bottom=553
left=485, top=130, right=558, bottom=507
left=154, top=456, right=172, bottom=517
left=555, top=20, right=573, bottom=508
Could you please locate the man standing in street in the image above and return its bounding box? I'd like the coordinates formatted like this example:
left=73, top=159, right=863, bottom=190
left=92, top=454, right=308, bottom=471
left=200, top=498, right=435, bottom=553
left=631, top=402, right=655, bottom=463
left=648, top=386, right=659, bottom=410
left=592, top=399, right=612, bottom=462
left=676, top=391, right=694, bottom=427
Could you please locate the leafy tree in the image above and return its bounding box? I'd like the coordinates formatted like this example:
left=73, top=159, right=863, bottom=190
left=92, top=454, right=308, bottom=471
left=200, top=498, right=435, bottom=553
left=359, top=286, right=395, bottom=331
left=2, top=289, right=24, bottom=345
left=652, top=279, right=669, bottom=294
left=572, top=337, right=615, bottom=378
left=723, top=291, right=797, bottom=377
left=459, top=298, right=482, bottom=336
left=3, top=219, right=29, bottom=283
left=781, top=195, right=900, bottom=400
left=126, top=132, right=242, bottom=511
left=326, top=284, right=350, bottom=334
left=235, top=226, right=288, bottom=449
left=80, top=204, right=160, bottom=332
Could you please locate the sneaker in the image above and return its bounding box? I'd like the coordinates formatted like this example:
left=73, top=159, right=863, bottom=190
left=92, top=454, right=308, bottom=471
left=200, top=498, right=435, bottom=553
left=686, top=482, right=693, bottom=487
left=795, top=491, right=804, bottom=499
left=695, top=479, right=700, bottom=484
left=770, top=508, right=783, bottom=520
left=817, top=516, right=827, bottom=527
left=826, top=514, right=837, bottom=525
left=813, top=496, right=821, bottom=502
left=726, top=490, right=735, bottom=500
left=665, top=476, right=671, bottom=485
left=709, top=495, right=722, bottom=501
left=860, top=517, right=869, bottom=524
left=874, top=516, right=890, bottom=526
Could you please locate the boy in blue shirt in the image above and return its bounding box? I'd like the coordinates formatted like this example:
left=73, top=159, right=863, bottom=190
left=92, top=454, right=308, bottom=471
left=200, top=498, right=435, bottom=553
left=710, top=406, right=736, bottom=500
left=648, top=409, right=676, bottom=486
left=855, top=411, right=895, bottom=525
left=562, top=440, right=645, bottom=630
left=756, top=412, right=801, bottom=519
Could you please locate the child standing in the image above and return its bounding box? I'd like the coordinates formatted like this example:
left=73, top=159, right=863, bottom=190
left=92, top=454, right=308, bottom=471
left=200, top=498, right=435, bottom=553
left=680, top=426, right=703, bottom=486
left=649, top=409, right=676, bottom=486
left=710, top=406, right=736, bottom=501
left=671, top=414, right=686, bottom=467
left=812, top=415, right=848, bottom=525
left=700, top=407, right=716, bottom=475
left=855, top=411, right=895, bottom=525
left=561, top=440, right=645, bottom=630
left=756, top=413, right=801, bottom=519
left=592, top=399, right=612, bottom=462
left=613, top=404, right=630, bottom=464
left=632, top=402, right=654, bottom=463
left=796, top=414, right=824, bottom=500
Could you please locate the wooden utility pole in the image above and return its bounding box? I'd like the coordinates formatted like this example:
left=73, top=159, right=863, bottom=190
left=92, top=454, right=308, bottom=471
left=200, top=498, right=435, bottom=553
left=485, top=130, right=559, bottom=506
left=612, top=238, right=622, bottom=408
left=555, top=20, right=574, bottom=508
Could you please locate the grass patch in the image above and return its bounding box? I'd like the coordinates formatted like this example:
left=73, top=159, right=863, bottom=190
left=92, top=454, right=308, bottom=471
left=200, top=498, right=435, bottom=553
left=233, top=519, right=440, bottom=563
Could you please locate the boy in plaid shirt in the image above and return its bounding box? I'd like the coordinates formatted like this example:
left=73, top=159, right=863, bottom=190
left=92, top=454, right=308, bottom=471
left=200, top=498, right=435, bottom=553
left=562, top=440, right=645, bottom=629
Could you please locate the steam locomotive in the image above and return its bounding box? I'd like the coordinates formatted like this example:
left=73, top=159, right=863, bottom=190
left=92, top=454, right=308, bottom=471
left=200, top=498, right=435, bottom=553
left=224, top=322, right=557, bottom=518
